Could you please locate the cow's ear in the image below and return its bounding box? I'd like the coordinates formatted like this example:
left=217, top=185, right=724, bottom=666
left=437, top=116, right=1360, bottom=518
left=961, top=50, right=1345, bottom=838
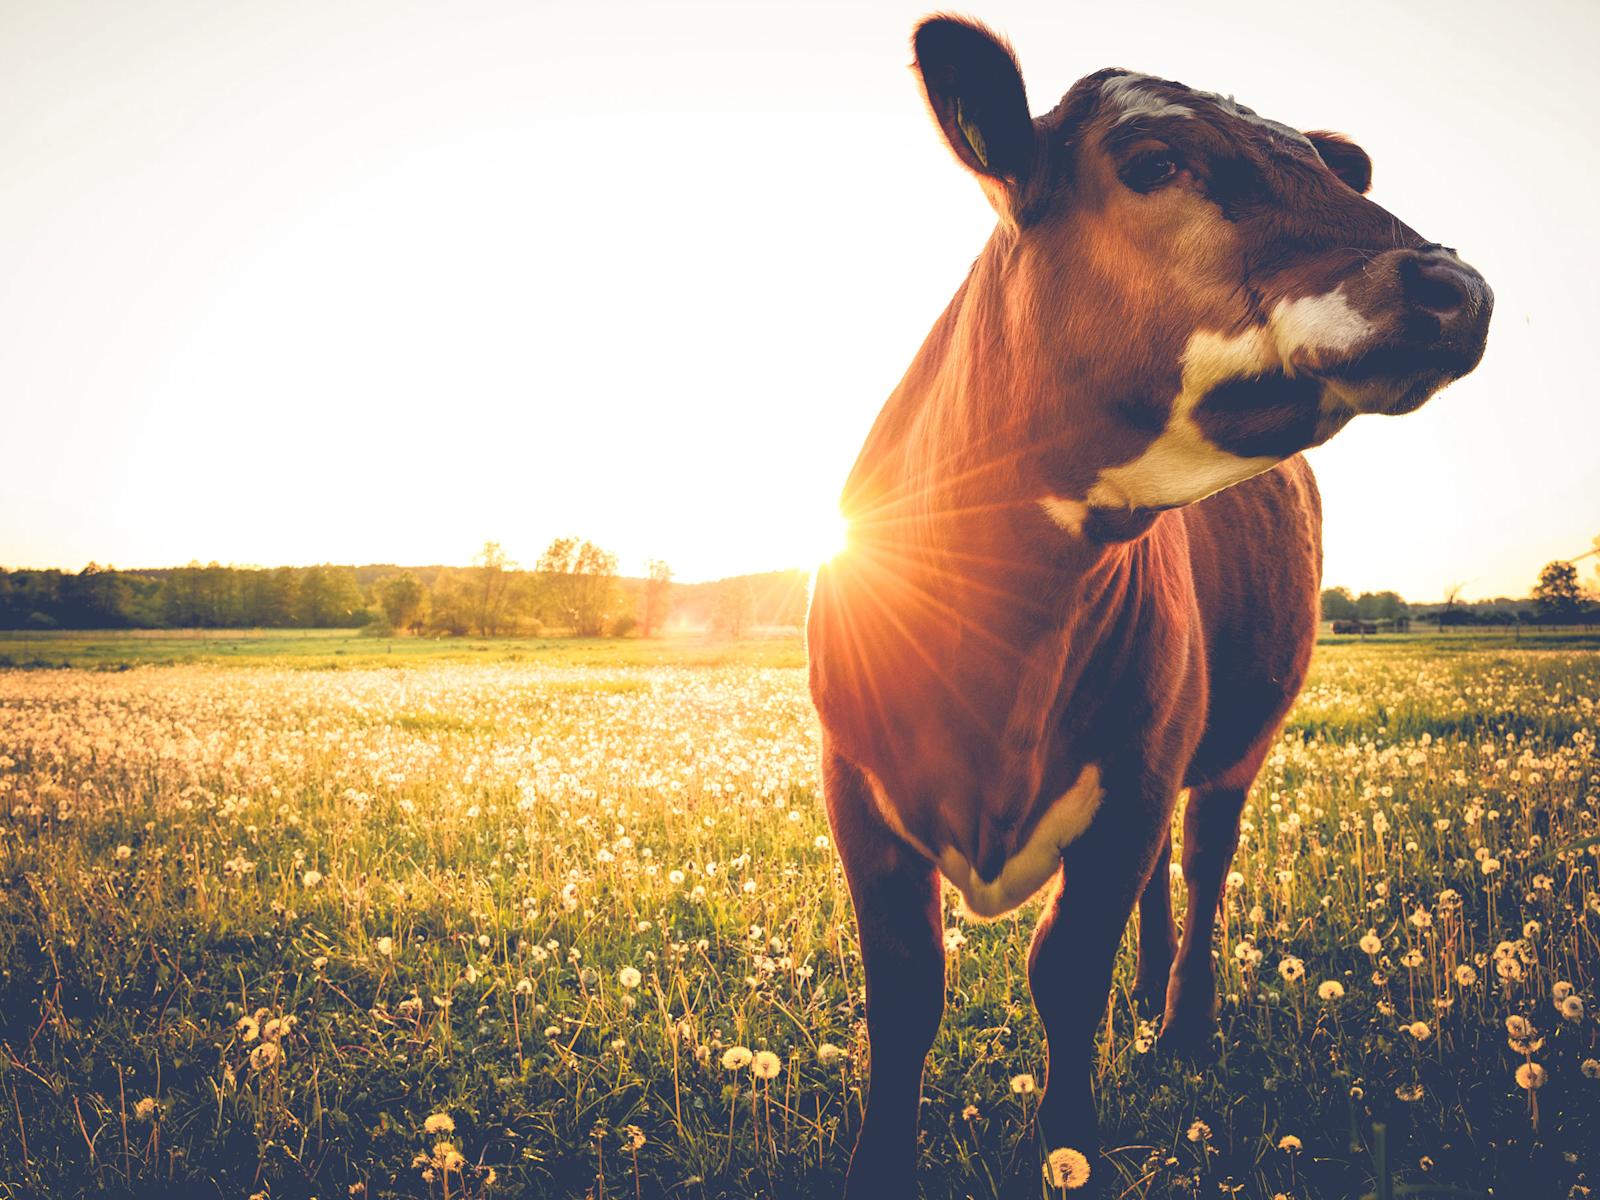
left=913, top=17, right=1037, bottom=213
left=1306, top=131, right=1372, bottom=194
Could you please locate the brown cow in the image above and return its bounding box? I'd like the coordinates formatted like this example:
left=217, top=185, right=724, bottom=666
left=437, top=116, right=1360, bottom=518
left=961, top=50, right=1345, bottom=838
left=807, top=16, right=1491, bottom=1195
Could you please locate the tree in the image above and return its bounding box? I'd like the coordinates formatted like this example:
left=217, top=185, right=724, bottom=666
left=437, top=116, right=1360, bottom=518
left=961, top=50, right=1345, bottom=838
left=1320, top=587, right=1356, bottom=621
left=1355, top=590, right=1406, bottom=621
left=471, top=541, right=515, bottom=636
left=1533, top=561, right=1584, bottom=624
left=712, top=577, right=755, bottom=638
left=297, top=565, right=366, bottom=627
left=640, top=559, right=674, bottom=638
left=535, top=538, right=618, bottom=636
left=378, top=573, right=427, bottom=634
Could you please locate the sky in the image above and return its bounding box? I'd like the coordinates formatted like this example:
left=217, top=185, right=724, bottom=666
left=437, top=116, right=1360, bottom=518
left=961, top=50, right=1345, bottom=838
left=1, top=0, right=1596, bottom=599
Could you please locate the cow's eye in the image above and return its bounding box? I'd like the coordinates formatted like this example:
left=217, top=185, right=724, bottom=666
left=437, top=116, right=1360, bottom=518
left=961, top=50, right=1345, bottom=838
left=1122, top=152, right=1179, bottom=192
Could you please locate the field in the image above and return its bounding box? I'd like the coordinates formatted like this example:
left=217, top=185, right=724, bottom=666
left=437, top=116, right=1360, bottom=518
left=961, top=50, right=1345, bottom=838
left=0, top=632, right=1597, bottom=1199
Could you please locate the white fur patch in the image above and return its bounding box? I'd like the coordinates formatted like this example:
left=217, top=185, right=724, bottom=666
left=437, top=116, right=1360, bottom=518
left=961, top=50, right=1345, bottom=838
left=1050, top=286, right=1372, bottom=515
left=1101, top=73, right=1194, bottom=124
left=937, top=764, right=1105, bottom=918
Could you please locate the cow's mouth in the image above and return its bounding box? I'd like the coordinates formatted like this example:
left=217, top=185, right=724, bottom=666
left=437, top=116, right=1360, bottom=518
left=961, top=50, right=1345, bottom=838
left=1315, top=340, right=1483, bottom=416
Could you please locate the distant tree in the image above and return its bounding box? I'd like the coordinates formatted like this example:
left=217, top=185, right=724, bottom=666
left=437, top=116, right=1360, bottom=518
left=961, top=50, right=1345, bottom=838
left=712, top=577, right=755, bottom=638
left=471, top=541, right=515, bottom=636
left=640, top=559, right=674, bottom=638
left=1355, top=590, right=1406, bottom=621
left=378, top=572, right=427, bottom=633
left=1533, top=561, right=1584, bottom=624
left=1320, top=587, right=1357, bottom=621
left=297, top=565, right=366, bottom=627
left=536, top=538, right=618, bottom=636
left=426, top=570, right=474, bottom=635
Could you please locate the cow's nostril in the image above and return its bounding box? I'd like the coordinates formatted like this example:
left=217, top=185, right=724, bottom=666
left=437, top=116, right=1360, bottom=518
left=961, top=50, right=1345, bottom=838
left=1402, top=256, right=1467, bottom=316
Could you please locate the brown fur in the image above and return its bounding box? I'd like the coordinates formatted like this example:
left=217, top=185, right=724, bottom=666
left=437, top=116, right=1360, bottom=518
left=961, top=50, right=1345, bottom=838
left=809, top=16, right=1491, bottom=1194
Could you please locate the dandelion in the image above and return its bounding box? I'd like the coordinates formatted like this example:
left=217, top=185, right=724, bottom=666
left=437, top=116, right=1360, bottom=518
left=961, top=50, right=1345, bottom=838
left=115, top=844, right=132, bottom=861
left=1409, top=906, right=1432, bottom=929
left=249, top=1042, right=282, bottom=1070
left=1317, top=980, right=1345, bottom=1001
left=1277, top=1134, right=1302, bottom=1152
left=302, top=869, right=323, bottom=888
left=424, top=1113, right=455, bottom=1135
left=1186, top=1119, right=1211, bottom=1143
left=1395, top=1083, right=1424, bottom=1102
left=1278, top=956, right=1305, bottom=983
left=1045, top=1146, right=1092, bottom=1189
left=621, top=1124, right=646, bottom=1151
left=376, top=936, right=393, bottom=957
left=1455, top=965, right=1478, bottom=987
left=1560, top=995, right=1583, bottom=1022
left=943, top=927, right=967, bottom=952
left=817, top=1043, right=846, bottom=1068
left=722, top=1046, right=752, bottom=1071
left=1553, top=981, right=1573, bottom=1003
left=1580, top=1059, right=1600, bottom=1080
left=752, top=1050, right=781, bottom=1080
left=1405, top=1021, right=1431, bottom=1041
left=1011, top=1073, right=1037, bottom=1095
left=133, top=1096, right=157, bottom=1122
left=236, top=1015, right=260, bottom=1042
left=1359, top=931, right=1382, bottom=955
left=618, top=966, right=641, bottom=989
left=1515, top=1062, right=1546, bottom=1090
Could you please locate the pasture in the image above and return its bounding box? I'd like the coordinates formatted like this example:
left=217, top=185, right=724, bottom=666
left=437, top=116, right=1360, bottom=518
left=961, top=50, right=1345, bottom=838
left=0, top=632, right=1596, bottom=1199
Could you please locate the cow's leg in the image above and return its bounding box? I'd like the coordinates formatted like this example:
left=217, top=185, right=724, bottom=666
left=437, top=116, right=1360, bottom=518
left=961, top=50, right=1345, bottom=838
left=823, top=751, right=944, bottom=1198
left=1161, top=782, right=1251, bottom=1049
left=1029, top=787, right=1173, bottom=1176
left=1133, top=828, right=1177, bottom=1013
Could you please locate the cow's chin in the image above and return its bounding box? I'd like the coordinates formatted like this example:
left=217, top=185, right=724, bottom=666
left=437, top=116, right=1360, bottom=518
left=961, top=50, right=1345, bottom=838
left=1314, top=342, right=1480, bottom=417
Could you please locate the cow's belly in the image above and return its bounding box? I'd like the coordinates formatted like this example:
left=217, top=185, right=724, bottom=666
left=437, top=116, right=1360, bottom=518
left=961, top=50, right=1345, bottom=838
left=870, top=762, right=1106, bottom=919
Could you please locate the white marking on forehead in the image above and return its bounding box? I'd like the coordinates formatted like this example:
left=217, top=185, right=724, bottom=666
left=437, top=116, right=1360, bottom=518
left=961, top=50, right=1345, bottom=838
left=1103, top=72, right=1311, bottom=147
left=937, top=764, right=1105, bottom=919
left=1100, top=73, right=1193, bottom=124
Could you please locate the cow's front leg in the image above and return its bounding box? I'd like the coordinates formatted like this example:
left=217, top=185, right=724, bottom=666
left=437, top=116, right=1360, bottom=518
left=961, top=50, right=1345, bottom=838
left=1029, top=783, right=1174, bottom=1185
left=823, top=751, right=945, bottom=1199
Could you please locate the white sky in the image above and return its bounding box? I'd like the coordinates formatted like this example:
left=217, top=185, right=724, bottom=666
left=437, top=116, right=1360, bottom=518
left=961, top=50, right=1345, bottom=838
left=1, top=0, right=1595, bottom=598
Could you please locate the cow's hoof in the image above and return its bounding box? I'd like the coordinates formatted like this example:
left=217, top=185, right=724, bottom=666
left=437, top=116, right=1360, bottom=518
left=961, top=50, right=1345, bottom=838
left=1158, top=1009, right=1220, bottom=1059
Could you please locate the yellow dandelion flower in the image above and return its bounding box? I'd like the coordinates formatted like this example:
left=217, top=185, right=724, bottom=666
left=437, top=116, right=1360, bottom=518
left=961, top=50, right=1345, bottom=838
left=424, top=1113, right=455, bottom=1135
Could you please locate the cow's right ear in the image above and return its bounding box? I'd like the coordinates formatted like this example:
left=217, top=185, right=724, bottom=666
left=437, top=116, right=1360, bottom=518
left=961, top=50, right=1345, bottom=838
left=913, top=17, right=1037, bottom=214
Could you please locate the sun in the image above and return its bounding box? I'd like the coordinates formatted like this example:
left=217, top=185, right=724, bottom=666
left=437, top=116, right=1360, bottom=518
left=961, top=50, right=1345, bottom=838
left=804, top=508, right=852, bottom=568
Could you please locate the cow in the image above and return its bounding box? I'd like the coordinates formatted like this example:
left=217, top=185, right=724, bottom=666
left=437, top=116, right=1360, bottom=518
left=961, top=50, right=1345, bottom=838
left=806, top=15, right=1491, bottom=1195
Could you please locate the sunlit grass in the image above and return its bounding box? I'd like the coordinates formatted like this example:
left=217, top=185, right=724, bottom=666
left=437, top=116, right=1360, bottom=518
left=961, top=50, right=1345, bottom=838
left=0, top=638, right=1595, bottom=1198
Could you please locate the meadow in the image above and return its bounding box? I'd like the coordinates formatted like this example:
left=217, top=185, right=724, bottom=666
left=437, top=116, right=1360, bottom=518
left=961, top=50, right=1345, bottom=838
left=0, top=632, right=1596, bottom=1199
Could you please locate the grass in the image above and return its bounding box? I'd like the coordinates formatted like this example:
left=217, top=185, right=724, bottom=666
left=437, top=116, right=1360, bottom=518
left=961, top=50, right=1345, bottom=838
left=0, top=633, right=1596, bottom=1199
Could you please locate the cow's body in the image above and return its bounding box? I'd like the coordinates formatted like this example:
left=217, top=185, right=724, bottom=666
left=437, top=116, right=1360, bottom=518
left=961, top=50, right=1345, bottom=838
left=809, top=16, right=1490, bottom=1195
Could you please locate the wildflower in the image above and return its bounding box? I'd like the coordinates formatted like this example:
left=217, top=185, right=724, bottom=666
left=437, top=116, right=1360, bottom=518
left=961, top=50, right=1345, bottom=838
left=1359, top=932, right=1382, bottom=955
left=1186, top=1119, right=1211, bottom=1142
left=1409, top=907, right=1432, bottom=929
left=1395, top=1083, right=1424, bottom=1102
left=1278, top=956, right=1305, bottom=983
left=516, top=978, right=533, bottom=995
left=1553, top=981, right=1574, bottom=1003
left=302, top=869, right=323, bottom=888
left=721, top=1046, right=753, bottom=1071
left=1580, top=1059, right=1600, bottom=1080
left=1046, top=1146, right=1092, bottom=1189
left=249, top=1042, right=283, bottom=1070
left=621, top=1125, right=646, bottom=1151
left=1317, top=980, right=1345, bottom=1001
left=618, top=966, right=642, bottom=989
left=433, top=1141, right=465, bottom=1171
left=236, top=1015, right=260, bottom=1042
left=424, top=1113, right=455, bottom=1135
left=1277, top=1134, right=1302, bottom=1152
left=943, top=927, right=967, bottom=952
left=752, top=1050, right=781, bottom=1080
left=312, top=955, right=328, bottom=971
left=376, top=937, right=393, bottom=957
left=1560, top=995, right=1584, bottom=1022
left=1011, top=1073, right=1037, bottom=1095
left=1515, top=1062, right=1546, bottom=1091
left=1405, top=1021, right=1431, bottom=1042
left=817, top=1043, right=846, bottom=1068
left=115, top=845, right=132, bottom=861
left=1400, top=949, right=1424, bottom=969
left=1455, top=965, right=1477, bottom=987
left=133, top=1096, right=157, bottom=1121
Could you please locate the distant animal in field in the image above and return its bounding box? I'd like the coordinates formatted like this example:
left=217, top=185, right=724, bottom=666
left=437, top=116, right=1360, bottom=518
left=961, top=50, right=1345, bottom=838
left=807, top=16, right=1491, bottom=1195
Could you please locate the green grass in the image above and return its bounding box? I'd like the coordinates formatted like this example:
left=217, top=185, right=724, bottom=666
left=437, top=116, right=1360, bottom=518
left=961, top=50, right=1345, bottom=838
left=0, top=635, right=1596, bottom=1199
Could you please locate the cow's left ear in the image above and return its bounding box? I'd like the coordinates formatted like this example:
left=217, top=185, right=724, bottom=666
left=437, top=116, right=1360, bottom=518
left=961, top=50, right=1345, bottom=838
left=913, top=17, right=1038, bottom=217
left=1305, top=131, right=1372, bottom=194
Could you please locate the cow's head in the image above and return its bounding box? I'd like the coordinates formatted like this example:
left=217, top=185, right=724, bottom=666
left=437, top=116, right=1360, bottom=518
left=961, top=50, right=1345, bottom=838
left=911, top=17, right=1492, bottom=532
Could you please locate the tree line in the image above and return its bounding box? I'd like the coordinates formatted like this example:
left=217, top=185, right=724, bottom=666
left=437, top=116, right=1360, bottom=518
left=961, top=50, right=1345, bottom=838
left=1320, top=552, right=1600, bottom=629
left=0, top=541, right=814, bottom=637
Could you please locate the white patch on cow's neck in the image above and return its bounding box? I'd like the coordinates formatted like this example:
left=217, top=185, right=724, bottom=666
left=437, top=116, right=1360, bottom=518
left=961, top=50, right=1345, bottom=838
left=938, top=764, right=1106, bottom=919
left=1039, top=495, right=1089, bottom=534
